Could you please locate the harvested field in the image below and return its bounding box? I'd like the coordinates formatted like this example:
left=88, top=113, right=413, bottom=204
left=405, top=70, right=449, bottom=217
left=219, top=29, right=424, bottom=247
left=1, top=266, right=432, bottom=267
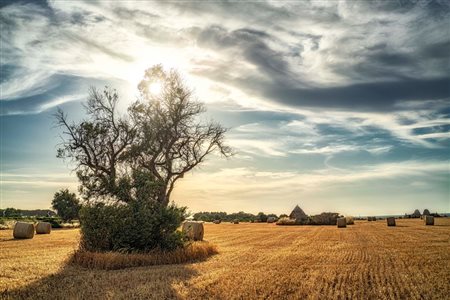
left=1, top=219, right=450, bottom=299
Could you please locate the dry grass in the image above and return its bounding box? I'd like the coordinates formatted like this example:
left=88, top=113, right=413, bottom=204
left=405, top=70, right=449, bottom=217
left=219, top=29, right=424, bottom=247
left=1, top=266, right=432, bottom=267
left=276, top=217, right=297, bottom=225
left=69, top=242, right=218, bottom=270
left=1, top=219, right=450, bottom=299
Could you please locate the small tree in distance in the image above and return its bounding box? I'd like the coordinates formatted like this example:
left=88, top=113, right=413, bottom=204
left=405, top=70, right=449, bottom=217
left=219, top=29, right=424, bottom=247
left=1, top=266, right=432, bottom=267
left=51, top=189, right=81, bottom=222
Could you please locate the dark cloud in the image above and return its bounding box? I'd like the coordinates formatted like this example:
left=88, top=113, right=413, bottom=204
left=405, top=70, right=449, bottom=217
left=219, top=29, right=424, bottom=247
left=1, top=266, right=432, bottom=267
left=370, top=53, right=415, bottom=67
left=197, top=26, right=295, bottom=83
left=113, top=7, right=160, bottom=20
left=0, top=64, right=16, bottom=84
left=421, top=40, right=450, bottom=59
left=0, top=75, right=120, bottom=115
left=190, top=1, right=449, bottom=112
left=0, top=0, right=50, bottom=9
left=264, top=77, right=450, bottom=111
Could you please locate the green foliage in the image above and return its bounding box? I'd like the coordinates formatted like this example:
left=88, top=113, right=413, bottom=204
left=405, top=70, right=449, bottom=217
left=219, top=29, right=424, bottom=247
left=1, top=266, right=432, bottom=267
left=36, top=217, right=63, bottom=228
left=79, top=201, right=187, bottom=252
left=256, top=212, right=268, bottom=223
left=51, top=189, right=81, bottom=222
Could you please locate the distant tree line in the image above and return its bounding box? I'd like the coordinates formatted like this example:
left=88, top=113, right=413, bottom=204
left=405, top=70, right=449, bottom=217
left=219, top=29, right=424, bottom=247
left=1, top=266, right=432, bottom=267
left=403, top=209, right=442, bottom=218
left=0, top=208, right=56, bottom=218
left=193, top=211, right=287, bottom=222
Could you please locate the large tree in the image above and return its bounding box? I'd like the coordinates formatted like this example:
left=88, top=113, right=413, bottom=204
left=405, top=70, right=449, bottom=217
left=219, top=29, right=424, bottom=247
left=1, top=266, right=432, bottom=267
left=56, top=65, right=232, bottom=205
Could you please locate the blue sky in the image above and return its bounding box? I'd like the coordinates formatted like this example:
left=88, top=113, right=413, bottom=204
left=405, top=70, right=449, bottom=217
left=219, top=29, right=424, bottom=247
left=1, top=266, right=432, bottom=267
left=1, top=0, right=449, bottom=215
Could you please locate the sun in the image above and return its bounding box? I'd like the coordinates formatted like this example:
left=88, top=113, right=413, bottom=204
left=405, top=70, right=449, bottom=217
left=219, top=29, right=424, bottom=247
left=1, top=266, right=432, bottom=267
left=148, top=81, right=163, bottom=95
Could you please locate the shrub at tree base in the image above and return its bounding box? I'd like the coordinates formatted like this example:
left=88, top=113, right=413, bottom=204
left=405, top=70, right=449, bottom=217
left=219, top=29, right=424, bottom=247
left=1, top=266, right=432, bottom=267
left=69, top=241, right=218, bottom=270
left=79, top=201, right=186, bottom=252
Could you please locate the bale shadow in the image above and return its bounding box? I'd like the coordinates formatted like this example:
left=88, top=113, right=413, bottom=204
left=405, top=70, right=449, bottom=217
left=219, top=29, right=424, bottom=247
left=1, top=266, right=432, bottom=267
left=1, top=253, right=199, bottom=300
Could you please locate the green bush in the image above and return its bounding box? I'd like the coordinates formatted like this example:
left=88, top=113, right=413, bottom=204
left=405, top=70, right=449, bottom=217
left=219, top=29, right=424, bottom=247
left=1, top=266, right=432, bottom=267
left=36, top=217, right=63, bottom=228
left=79, top=201, right=186, bottom=252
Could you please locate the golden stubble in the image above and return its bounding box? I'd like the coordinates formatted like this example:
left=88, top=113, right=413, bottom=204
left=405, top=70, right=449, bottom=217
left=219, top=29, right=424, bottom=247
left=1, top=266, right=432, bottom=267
left=1, top=219, right=449, bottom=299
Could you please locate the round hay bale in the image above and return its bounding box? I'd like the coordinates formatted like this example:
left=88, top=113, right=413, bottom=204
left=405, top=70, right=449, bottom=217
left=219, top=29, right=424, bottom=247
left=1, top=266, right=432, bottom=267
left=386, top=217, right=396, bottom=227
left=337, top=217, right=347, bottom=228
left=425, top=215, right=434, bottom=226
left=13, top=222, right=35, bottom=239
left=233, top=219, right=239, bottom=224
left=267, top=217, right=276, bottom=223
left=213, top=220, right=221, bottom=224
left=182, top=221, right=204, bottom=241
left=36, top=222, right=52, bottom=234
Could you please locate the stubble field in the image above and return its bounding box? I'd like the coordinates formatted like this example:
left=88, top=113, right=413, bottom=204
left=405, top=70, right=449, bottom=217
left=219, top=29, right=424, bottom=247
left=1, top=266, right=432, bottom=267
left=1, top=218, right=449, bottom=299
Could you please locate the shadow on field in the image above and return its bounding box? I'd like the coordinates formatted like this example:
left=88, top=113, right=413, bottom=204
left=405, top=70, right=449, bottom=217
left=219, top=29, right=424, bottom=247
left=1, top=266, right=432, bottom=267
left=1, top=255, right=198, bottom=299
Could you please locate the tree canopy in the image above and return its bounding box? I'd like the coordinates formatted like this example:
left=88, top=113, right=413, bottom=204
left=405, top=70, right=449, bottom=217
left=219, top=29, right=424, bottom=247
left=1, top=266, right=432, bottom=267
left=56, top=65, right=232, bottom=205
left=51, top=189, right=81, bottom=222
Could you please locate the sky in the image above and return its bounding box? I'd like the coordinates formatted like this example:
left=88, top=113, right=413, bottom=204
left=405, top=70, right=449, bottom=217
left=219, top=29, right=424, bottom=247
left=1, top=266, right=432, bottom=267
left=1, top=0, right=449, bottom=216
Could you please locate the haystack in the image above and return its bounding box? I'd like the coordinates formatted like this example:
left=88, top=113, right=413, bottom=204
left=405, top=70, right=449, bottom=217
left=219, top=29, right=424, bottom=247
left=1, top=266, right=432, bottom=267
left=233, top=219, right=239, bottom=224
left=213, top=220, right=221, bottom=224
left=345, top=216, right=354, bottom=225
left=337, top=218, right=346, bottom=228
left=386, top=217, right=396, bottom=227
left=13, top=222, right=34, bottom=239
left=425, top=215, right=434, bottom=226
left=289, top=205, right=308, bottom=222
left=182, top=221, right=204, bottom=241
left=36, top=222, right=52, bottom=234
left=267, top=217, right=276, bottom=223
